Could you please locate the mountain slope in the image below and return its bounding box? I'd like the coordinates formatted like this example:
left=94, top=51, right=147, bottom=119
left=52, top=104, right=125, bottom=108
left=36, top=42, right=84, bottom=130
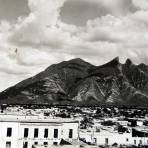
left=1, top=57, right=148, bottom=106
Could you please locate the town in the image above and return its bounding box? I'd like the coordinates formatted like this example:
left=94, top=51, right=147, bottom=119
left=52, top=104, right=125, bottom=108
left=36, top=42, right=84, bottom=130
left=0, top=104, right=148, bottom=148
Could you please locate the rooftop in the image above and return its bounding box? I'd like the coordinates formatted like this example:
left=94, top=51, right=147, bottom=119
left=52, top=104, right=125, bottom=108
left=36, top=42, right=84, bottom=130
left=0, top=113, right=79, bottom=123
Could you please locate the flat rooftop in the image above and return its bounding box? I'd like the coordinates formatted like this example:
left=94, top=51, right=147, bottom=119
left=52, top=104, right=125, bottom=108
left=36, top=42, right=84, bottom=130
left=0, top=114, right=79, bottom=123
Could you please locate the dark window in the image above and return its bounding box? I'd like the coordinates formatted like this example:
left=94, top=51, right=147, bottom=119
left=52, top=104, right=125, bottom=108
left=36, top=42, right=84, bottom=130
left=24, top=128, right=28, bottom=138
left=7, top=128, right=12, bottom=137
left=94, top=138, right=97, bottom=144
left=69, top=129, right=73, bottom=138
left=34, top=128, right=38, bottom=138
left=53, top=142, right=58, bottom=145
left=126, top=138, right=129, bottom=142
left=139, top=140, right=142, bottom=145
left=23, top=142, right=28, bottom=148
left=34, top=142, right=38, bottom=145
left=105, top=138, right=108, bottom=145
left=44, top=142, right=48, bottom=145
left=44, top=129, right=48, bottom=138
left=134, top=140, right=136, bottom=145
left=54, top=129, right=58, bottom=138
left=6, top=141, right=11, bottom=148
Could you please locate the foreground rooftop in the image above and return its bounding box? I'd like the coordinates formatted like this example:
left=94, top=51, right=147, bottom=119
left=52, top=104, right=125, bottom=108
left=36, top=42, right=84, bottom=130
left=0, top=113, right=78, bottom=123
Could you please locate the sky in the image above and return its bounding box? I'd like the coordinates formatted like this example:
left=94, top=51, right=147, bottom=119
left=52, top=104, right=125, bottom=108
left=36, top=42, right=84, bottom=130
left=0, top=0, right=148, bottom=91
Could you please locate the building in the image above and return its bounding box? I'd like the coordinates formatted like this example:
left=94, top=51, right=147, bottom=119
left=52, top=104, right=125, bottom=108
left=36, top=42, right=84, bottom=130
left=0, top=114, right=79, bottom=148
left=80, top=127, right=148, bottom=146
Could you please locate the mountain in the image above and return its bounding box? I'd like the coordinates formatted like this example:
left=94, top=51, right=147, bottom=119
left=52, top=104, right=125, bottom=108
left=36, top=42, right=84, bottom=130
left=1, top=57, right=148, bottom=106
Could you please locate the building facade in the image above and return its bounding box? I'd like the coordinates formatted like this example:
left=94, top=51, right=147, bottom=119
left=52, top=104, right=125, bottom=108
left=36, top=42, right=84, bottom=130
left=80, top=128, right=148, bottom=146
left=0, top=114, right=79, bottom=148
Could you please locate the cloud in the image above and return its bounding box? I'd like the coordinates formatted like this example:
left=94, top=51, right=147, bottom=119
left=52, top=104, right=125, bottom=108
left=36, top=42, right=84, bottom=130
left=9, top=0, right=69, bottom=48
left=60, top=0, right=138, bottom=26
left=133, top=0, right=148, bottom=10
left=0, top=0, right=29, bottom=21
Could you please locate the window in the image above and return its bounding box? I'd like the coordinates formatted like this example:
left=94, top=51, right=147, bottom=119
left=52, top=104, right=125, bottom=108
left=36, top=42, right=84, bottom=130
left=69, top=129, right=73, bottom=138
left=105, top=138, right=108, bottom=145
left=53, top=142, right=58, bottom=145
left=139, top=140, right=142, bottom=145
left=23, top=142, right=28, bottom=148
left=44, top=129, right=48, bottom=138
left=24, top=128, right=28, bottom=138
left=44, top=142, right=48, bottom=145
left=34, top=142, right=38, bottom=145
left=54, top=129, right=58, bottom=138
left=94, top=138, right=97, bottom=144
left=7, top=128, right=12, bottom=137
left=126, top=138, right=129, bottom=142
left=6, top=142, right=11, bottom=148
left=134, top=140, right=136, bottom=145
left=34, top=128, right=38, bottom=138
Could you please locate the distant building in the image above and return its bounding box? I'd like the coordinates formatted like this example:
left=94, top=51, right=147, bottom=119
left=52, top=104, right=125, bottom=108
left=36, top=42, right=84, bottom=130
left=116, top=120, right=129, bottom=126
left=137, top=120, right=144, bottom=126
left=0, top=114, right=79, bottom=148
left=80, top=127, right=148, bottom=146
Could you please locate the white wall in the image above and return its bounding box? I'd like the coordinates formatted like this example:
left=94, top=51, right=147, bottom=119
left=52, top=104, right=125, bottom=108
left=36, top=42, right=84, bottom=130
left=0, top=120, right=79, bottom=148
left=18, top=122, right=63, bottom=147
left=62, top=122, right=79, bottom=140
left=80, top=130, right=148, bottom=146
left=94, top=131, right=132, bottom=145
left=0, top=121, right=19, bottom=148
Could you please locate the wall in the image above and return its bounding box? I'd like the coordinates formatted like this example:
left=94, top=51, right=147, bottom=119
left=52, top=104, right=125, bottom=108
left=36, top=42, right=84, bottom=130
left=18, top=122, right=62, bottom=147
left=0, top=121, right=19, bottom=148
left=80, top=130, right=148, bottom=146
left=62, top=122, right=79, bottom=141
left=0, top=120, right=79, bottom=148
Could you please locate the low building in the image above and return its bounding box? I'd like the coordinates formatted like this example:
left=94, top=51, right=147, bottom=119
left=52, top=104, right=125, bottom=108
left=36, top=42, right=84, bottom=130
left=33, top=145, right=80, bottom=148
left=116, top=120, right=129, bottom=126
left=0, top=114, right=79, bottom=148
left=80, top=127, right=148, bottom=146
left=137, top=120, right=144, bottom=126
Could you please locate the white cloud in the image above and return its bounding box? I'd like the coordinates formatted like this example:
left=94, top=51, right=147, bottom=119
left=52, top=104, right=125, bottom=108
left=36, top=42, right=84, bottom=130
left=133, top=0, right=148, bottom=10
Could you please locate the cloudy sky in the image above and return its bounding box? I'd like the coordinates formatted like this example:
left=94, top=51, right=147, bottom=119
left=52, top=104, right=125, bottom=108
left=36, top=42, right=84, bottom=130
left=0, top=0, right=148, bottom=91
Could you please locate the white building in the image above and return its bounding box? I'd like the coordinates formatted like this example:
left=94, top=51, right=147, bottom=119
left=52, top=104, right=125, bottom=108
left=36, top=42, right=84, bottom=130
left=80, top=127, right=148, bottom=146
left=0, top=114, right=79, bottom=148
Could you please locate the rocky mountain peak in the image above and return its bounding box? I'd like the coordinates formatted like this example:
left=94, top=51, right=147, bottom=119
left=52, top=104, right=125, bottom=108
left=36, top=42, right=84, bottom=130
left=0, top=57, right=148, bottom=106
left=125, top=58, right=133, bottom=67
left=98, top=57, right=120, bottom=68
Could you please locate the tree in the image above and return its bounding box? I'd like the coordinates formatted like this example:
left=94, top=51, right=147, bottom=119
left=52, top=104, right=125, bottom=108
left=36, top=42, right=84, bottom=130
left=80, top=117, right=94, bottom=129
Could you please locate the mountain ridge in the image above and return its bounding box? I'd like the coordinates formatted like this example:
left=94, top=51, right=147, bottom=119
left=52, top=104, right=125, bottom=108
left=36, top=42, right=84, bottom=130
left=1, top=57, right=148, bottom=106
